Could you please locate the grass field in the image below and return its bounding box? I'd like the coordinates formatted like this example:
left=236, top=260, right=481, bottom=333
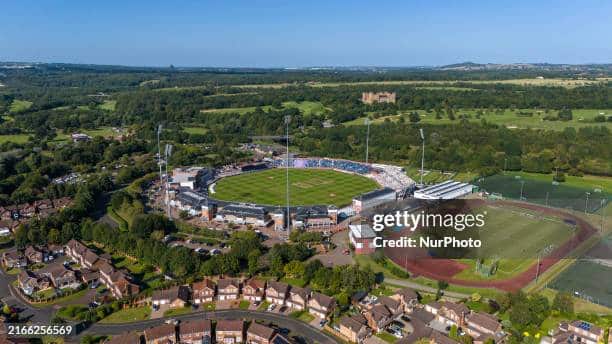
left=211, top=168, right=379, bottom=206
left=345, top=108, right=612, bottom=131
left=99, top=306, right=151, bottom=323
left=0, top=134, right=30, bottom=144
left=549, top=260, right=612, bottom=308
left=98, top=100, right=116, bottom=111
left=475, top=172, right=610, bottom=213
left=9, top=99, right=33, bottom=113
left=452, top=204, right=576, bottom=281
left=200, top=101, right=330, bottom=116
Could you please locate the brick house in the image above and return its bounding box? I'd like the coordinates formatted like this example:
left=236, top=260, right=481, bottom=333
left=217, top=279, right=240, bottom=301
left=242, top=279, right=266, bottom=302
left=464, top=312, right=503, bottom=342
left=216, top=320, right=244, bottom=343
left=390, top=288, right=419, bottom=313
left=2, top=250, right=27, bottom=268
left=179, top=319, right=212, bottom=344
left=265, top=281, right=289, bottom=306
left=192, top=279, right=216, bottom=304
left=286, top=286, right=310, bottom=311
left=308, top=292, right=336, bottom=318
left=246, top=322, right=276, bottom=344
left=152, top=285, right=190, bottom=308
left=144, top=323, right=177, bottom=344
left=339, top=313, right=370, bottom=343
left=38, top=264, right=80, bottom=289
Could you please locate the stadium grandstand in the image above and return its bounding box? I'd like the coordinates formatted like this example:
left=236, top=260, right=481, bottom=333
left=413, top=180, right=474, bottom=200
left=215, top=203, right=271, bottom=227
left=352, top=187, right=397, bottom=214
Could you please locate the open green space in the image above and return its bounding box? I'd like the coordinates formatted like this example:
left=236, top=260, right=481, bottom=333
left=99, top=306, right=151, bottom=323
left=290, top=310, right=315, bottom=323
left=452, top=204, right=576, bottom=281
left=0, top=134, right=30, bottom=144
left=200, top=101, right=330, bottom=116
left=345, top=108, right=612, bottom=131
left=98, top=100, right=116, bottom=111
left=9, top=99, right=33, bottom=113
left=211, top=168, right=379, bottom=206
left=163, top=306, right=193, bottom=317
left=475, top=172, right=610, bottom=213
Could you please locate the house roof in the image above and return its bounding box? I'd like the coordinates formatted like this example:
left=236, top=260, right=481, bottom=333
left=395, top=287, right=418, bottom=300
left=466, top=312, right=500, bottom=333
left=310, top=292, right=335, bottom=309
left=193, top=279, right=216, bottom=291
left=430, top=330, right=460, bottom=344
left=271, top=333, right=292, bottom=344
left=354, top=187, right=395, bottom=202
left=216, top=319, right=244, bottom=332
left=267, top=281, right=290, bottom=295
left=340, top=314, right=368, bottom=333
left=217, top=278, right=239, bottom=290
left=248, top=322, right=276, bottom=340
left=379, top=296, right=401, bottom=312
left=290, top=286, right=311, bottom=300
left=105, top=331, right=141, bottom=344
left=180, top=319, right=212, bottom=336
left=244, top=278, right=266, bottom=290
left=349, top=224, right=376, bottom=239
left=152, top=285, right=190, bottom=302
left=144, top=324, right=176, bottom=341
left=441, top=301, right=469, bottom=316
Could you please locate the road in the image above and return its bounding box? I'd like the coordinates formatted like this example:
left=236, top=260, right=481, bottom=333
left=83, top=309, right=339, bottom=344
left=0, top=269, right=54, bottom=323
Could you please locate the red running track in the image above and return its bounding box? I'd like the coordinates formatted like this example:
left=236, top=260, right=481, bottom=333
left=384, top=200, right=599, bottom=291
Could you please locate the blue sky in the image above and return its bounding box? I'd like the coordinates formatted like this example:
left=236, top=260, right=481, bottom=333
left=1, top=0, right=610, bottom=67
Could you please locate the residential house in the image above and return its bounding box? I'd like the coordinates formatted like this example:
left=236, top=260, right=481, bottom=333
left=144, top=323, right=177, bottom=344
left=464, top=312, right=503, bottom=343
left=192, top=279, right=216, bottom=304
left=179, top=319, right=212, bottom=344
left=266, top=281, right=290, bottom=306
left=339, top=314, right=370, bottom=343
left=430, top=330, right=460, bottom=344
left=560, top=321, right=604, bottom=344
left=38, top=264, right=80, bottom=289
left=242, top=279, right=266, bottom=302
left=286, top=286, right=310, bottom=311
left=390, top=288, right=419, bottom=313
left=216, top=320, right=244, bottom=344
left=152, top=285, right=190, bottom=308
left=98, top=261, right=140, bottom=299
left=217, top=279, right=240, bottom=301
left=2, top=250, right=27, bottom=268
left=435, top=302, right=469, bottom=327
left=24, top=245, right=49, bottom=264
left=308, top=292, right=335, bottom=319
left=379, top=296, right=403, bottom=316
left=104, top=332, right=142, bottom=344
left=364, top=303, right=393, bottom=332
left=17, top=270, right=51, bottom=296
left=79, top=269, right=100, bottom=286
left=246, top=322, right=276, bottom=344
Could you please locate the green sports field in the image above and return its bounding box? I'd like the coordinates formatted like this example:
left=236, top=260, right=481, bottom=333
left=210, top=168, right=379, bottom=206
left=453, top=204, right=576, bottom=281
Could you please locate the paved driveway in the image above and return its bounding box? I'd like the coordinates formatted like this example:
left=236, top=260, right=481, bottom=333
left=310, top=230, right=353, bottom=267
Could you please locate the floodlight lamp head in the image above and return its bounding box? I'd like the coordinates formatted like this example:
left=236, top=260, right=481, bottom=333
left=158, top=124, right=163, bottom=134
left=284, top=115, right=291, bottom=124
left=419, top=128, right=424, bottom=140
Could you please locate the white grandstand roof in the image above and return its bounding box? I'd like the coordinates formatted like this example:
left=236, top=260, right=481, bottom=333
left=349, top=224, right=376, bottom=238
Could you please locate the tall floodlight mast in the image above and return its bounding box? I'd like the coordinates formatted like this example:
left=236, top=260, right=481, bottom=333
left=285, top=115, right=291, bottom=234
left=365, top=118, right=371, bottom=164
left=157, top=124, right=163, bottom=189
left=164, top=144, right=173, bottom=219
left=419, top=128, right=425, bottom=186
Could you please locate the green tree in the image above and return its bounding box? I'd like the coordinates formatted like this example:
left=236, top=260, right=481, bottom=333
left=552, top=292, right=574, bottom=315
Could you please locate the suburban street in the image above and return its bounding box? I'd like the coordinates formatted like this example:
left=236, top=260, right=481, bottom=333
left=82, top=309, right=339, bottom=343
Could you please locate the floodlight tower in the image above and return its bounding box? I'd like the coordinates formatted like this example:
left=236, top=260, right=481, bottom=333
left=164, top=144, right=173, bottom=219
left=585, top=192, right=590, bottom=214
left=157, top=124, right=163, bottom=190
left=365, top=118, right=371, bottom=164
left=419, top=128, right=425, bottom=186
left=285, top=115, right=291, bottom=234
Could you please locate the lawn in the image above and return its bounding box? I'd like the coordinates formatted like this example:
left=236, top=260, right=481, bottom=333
left=99, top=306, right=151, bottom=323
left=289, top=310, right=315, bottom=323
left=211, top=168, right=379, bottom=207
left=257, top=301, right=271, bottom=311
left=345, top=108, right=612, bottom=131
left=33, top=287, right=90, bottom=307
left=163, top=306, right=193, bottom=317
left=183, top=126, right=209, bottom=135
left=9, top=99, right=33, bottom=113
left=0, top=134, right=30, bottom=144
left=239, top=300, right=250, bottom=309
left=376, top=331, right=398, bottom=343
left=98, top=100, right=116, bottom=111
left=201, top=302, right=216, bottom=311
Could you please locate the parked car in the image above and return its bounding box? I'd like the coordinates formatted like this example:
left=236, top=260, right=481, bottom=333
left=267, top=304, right=276, bottom=311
